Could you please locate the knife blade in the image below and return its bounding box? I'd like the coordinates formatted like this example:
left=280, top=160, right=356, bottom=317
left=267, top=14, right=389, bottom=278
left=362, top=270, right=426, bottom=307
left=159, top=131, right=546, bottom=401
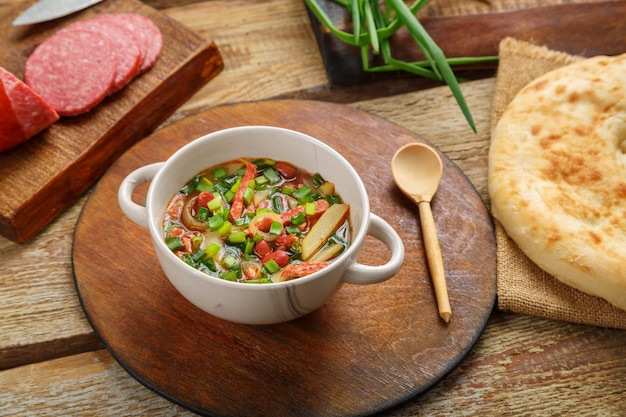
left=13, top=0, right=106, bottom=26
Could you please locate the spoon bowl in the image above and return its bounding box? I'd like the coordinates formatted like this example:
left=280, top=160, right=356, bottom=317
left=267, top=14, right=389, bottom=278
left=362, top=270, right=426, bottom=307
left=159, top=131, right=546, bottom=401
left=391, top=143, right=451, bottom=323
left=391, top=143, right=443, bottom=204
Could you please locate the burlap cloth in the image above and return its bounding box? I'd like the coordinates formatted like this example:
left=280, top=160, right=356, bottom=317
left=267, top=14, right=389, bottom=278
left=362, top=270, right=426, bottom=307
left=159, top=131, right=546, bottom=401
left=490, top=37, right=626, bottom=329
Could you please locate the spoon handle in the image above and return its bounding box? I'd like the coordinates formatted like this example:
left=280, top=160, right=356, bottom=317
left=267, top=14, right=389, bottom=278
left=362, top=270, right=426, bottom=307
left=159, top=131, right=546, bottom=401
left=418, top=201, right=452, bottom=323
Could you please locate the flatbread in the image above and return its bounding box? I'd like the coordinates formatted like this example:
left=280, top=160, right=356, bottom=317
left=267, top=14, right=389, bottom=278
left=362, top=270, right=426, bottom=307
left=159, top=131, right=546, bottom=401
left=488, top=53, right=626, bottom=311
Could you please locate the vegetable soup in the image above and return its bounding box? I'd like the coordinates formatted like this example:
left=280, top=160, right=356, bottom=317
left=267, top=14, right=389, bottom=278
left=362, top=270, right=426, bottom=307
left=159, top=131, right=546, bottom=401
left=163, top=158, right=351, bottom=283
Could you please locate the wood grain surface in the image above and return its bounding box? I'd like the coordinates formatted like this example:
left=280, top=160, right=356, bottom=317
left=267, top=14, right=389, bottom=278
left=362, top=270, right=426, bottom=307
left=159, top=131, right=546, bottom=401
left=2, top=315, right=625, bottom=416
left=0, top=0, right=223, bottom=243
left=310, top=0, right=626, bottom=85
left=2, top=0, right=626, bottom=416
left=72, top=100, right=496, bottom=417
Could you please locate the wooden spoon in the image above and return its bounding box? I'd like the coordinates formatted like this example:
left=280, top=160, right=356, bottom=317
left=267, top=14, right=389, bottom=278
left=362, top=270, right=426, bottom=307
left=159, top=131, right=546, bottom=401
left=391, top=143, right=451, bottom=323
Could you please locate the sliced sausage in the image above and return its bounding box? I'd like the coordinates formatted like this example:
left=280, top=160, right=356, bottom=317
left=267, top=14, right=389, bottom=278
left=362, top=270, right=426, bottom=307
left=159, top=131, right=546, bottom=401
left=0, top=66, right=59, bottom=146
left=135, top=14, right=163, bottom=71
left=25, top=29, right=117, bottom=116
left=59, top=17, right=142, bottom=93
left=0, top=79, right=26, bottom=152
left=105, top=13, right=162, bottom=72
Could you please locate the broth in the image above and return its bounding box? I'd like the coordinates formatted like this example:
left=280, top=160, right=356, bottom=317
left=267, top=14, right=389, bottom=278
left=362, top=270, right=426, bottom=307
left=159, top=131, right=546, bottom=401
left=163, top=158, right=351, bottom=283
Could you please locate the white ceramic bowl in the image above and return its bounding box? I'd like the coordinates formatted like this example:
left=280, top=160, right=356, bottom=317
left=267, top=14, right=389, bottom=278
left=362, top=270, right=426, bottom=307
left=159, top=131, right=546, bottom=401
left=118, top=126, right=404, bottom=324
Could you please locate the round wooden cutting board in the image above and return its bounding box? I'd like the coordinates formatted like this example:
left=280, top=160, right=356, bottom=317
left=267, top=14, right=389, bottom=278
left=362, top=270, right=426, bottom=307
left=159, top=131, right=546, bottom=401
left=73, top=100, right=496, bottom=417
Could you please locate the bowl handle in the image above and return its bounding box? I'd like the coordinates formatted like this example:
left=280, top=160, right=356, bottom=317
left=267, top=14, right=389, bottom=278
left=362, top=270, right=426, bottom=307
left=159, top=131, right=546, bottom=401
left=342, top=213, right=405, bottom=285
left=117, top=162, right=163, bottom=228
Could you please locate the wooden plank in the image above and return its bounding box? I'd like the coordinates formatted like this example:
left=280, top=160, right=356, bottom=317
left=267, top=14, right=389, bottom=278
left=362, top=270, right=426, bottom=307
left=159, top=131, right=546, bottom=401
left=308, top=0, right=626, bottom=85
left=0, top=350, right=194, bottom=415
left=162, top=0, right=328, bottom=121
left=2, top=313, right=625, bottom=416
left=0, top=0, right=223, bottom=243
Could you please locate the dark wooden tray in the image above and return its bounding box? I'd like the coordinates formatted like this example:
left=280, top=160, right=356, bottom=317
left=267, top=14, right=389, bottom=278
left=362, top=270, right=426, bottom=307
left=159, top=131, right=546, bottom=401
left=72, top=100, right=496, bottom=417
left=308, top=0, right=626, bottom=85
left=0, top=0, right=223, bottom=242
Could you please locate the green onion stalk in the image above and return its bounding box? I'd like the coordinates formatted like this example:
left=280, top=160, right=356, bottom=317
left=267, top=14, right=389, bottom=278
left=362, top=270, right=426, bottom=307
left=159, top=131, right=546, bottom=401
left=304, top=0, right=499, bottom=133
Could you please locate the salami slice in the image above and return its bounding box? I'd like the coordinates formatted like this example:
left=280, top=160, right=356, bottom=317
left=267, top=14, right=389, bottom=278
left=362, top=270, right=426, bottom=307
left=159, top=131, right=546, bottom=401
left=134, top=14, right=163, bottom=71
left=0, top=66, right=59, bottom=141
left=59, top=17, right=142, bottom=93
left=25, top=29, right=117, bottom=116
left=105, top=13, right=162, bottom=72
left=0, top=79, right=27, bottom=152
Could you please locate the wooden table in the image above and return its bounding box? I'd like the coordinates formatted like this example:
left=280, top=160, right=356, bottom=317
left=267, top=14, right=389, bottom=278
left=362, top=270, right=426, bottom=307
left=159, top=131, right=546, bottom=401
left=1, top=1, right=625, bottom=416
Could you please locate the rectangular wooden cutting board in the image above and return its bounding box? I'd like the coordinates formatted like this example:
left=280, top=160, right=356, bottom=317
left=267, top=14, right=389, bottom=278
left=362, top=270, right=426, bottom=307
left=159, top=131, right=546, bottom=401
left=308, top=0, right=626, bottom=85
left=0, top=0, right=223, bottom=243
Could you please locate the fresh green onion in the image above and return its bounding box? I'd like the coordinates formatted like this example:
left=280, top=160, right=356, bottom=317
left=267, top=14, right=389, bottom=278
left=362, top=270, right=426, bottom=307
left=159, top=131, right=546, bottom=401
left=228, top=231, right=247, bottom=244
left=363, top=0, right=379, bottom=53
left=191, top=235, right=204, bottom=249
left=269, top=221, right=283, bottom=236
left=217, top=221, right=232, bottom=236
left=325, top=194, right=341, bottom=205
left=196, top=206, right=210, bottom=222
left=387, top=0, right=475, bottom=131
left=214, top=181, right=231, bottom=194
left=182, top=253, right=195, bottom=266
left=272, top=196, right=284, bottom=213
left=303, top=0, right=499, bottom=132
left=196, top=176, right=214, bottom=192
left=207, top=194, right=222, bottom=212
left=282, top=184, right=296, bottom=195
left=165, top=236, right=184, bottom=252
left=311, top=173, right=325, bottom=187
left=201, top=257, right=217, bottom=272
left=264, top=259, right=281, bottom=274
left=285, top=225, right=301, bottom=235
left=293, top=185, right=312, bottom=200
left=244, top=239, right=255, bottom=255
left=190, top=249, right=206, bottom=263
left=230, top=178, right=241, bottom=193
left=255, top=176, right=269, bottom=188
left=205, top=243, right=221, bottom=257
left=253, top=159, right=275, bottom=169
left=351, top=0, right=360, bottom=44
left=213, top=167, right=227, bottom=179
left=221, top=268, right=240, bottom=281
left=224, top=189, right=235, bottom=203
left=291, top=211, right=306, bottom=226
left=209, top=214, right=225, bottom=231
left=234, top=214, right=252, bottom=227
left=180, top=175, right=201, bottom=194
left=264, top=167, right=281, bottom=184
left=243, top=186, right=255, bottom=206
left=222, top=254, right=238, bottom=269
left=305, top=202, right=316, bottom=216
